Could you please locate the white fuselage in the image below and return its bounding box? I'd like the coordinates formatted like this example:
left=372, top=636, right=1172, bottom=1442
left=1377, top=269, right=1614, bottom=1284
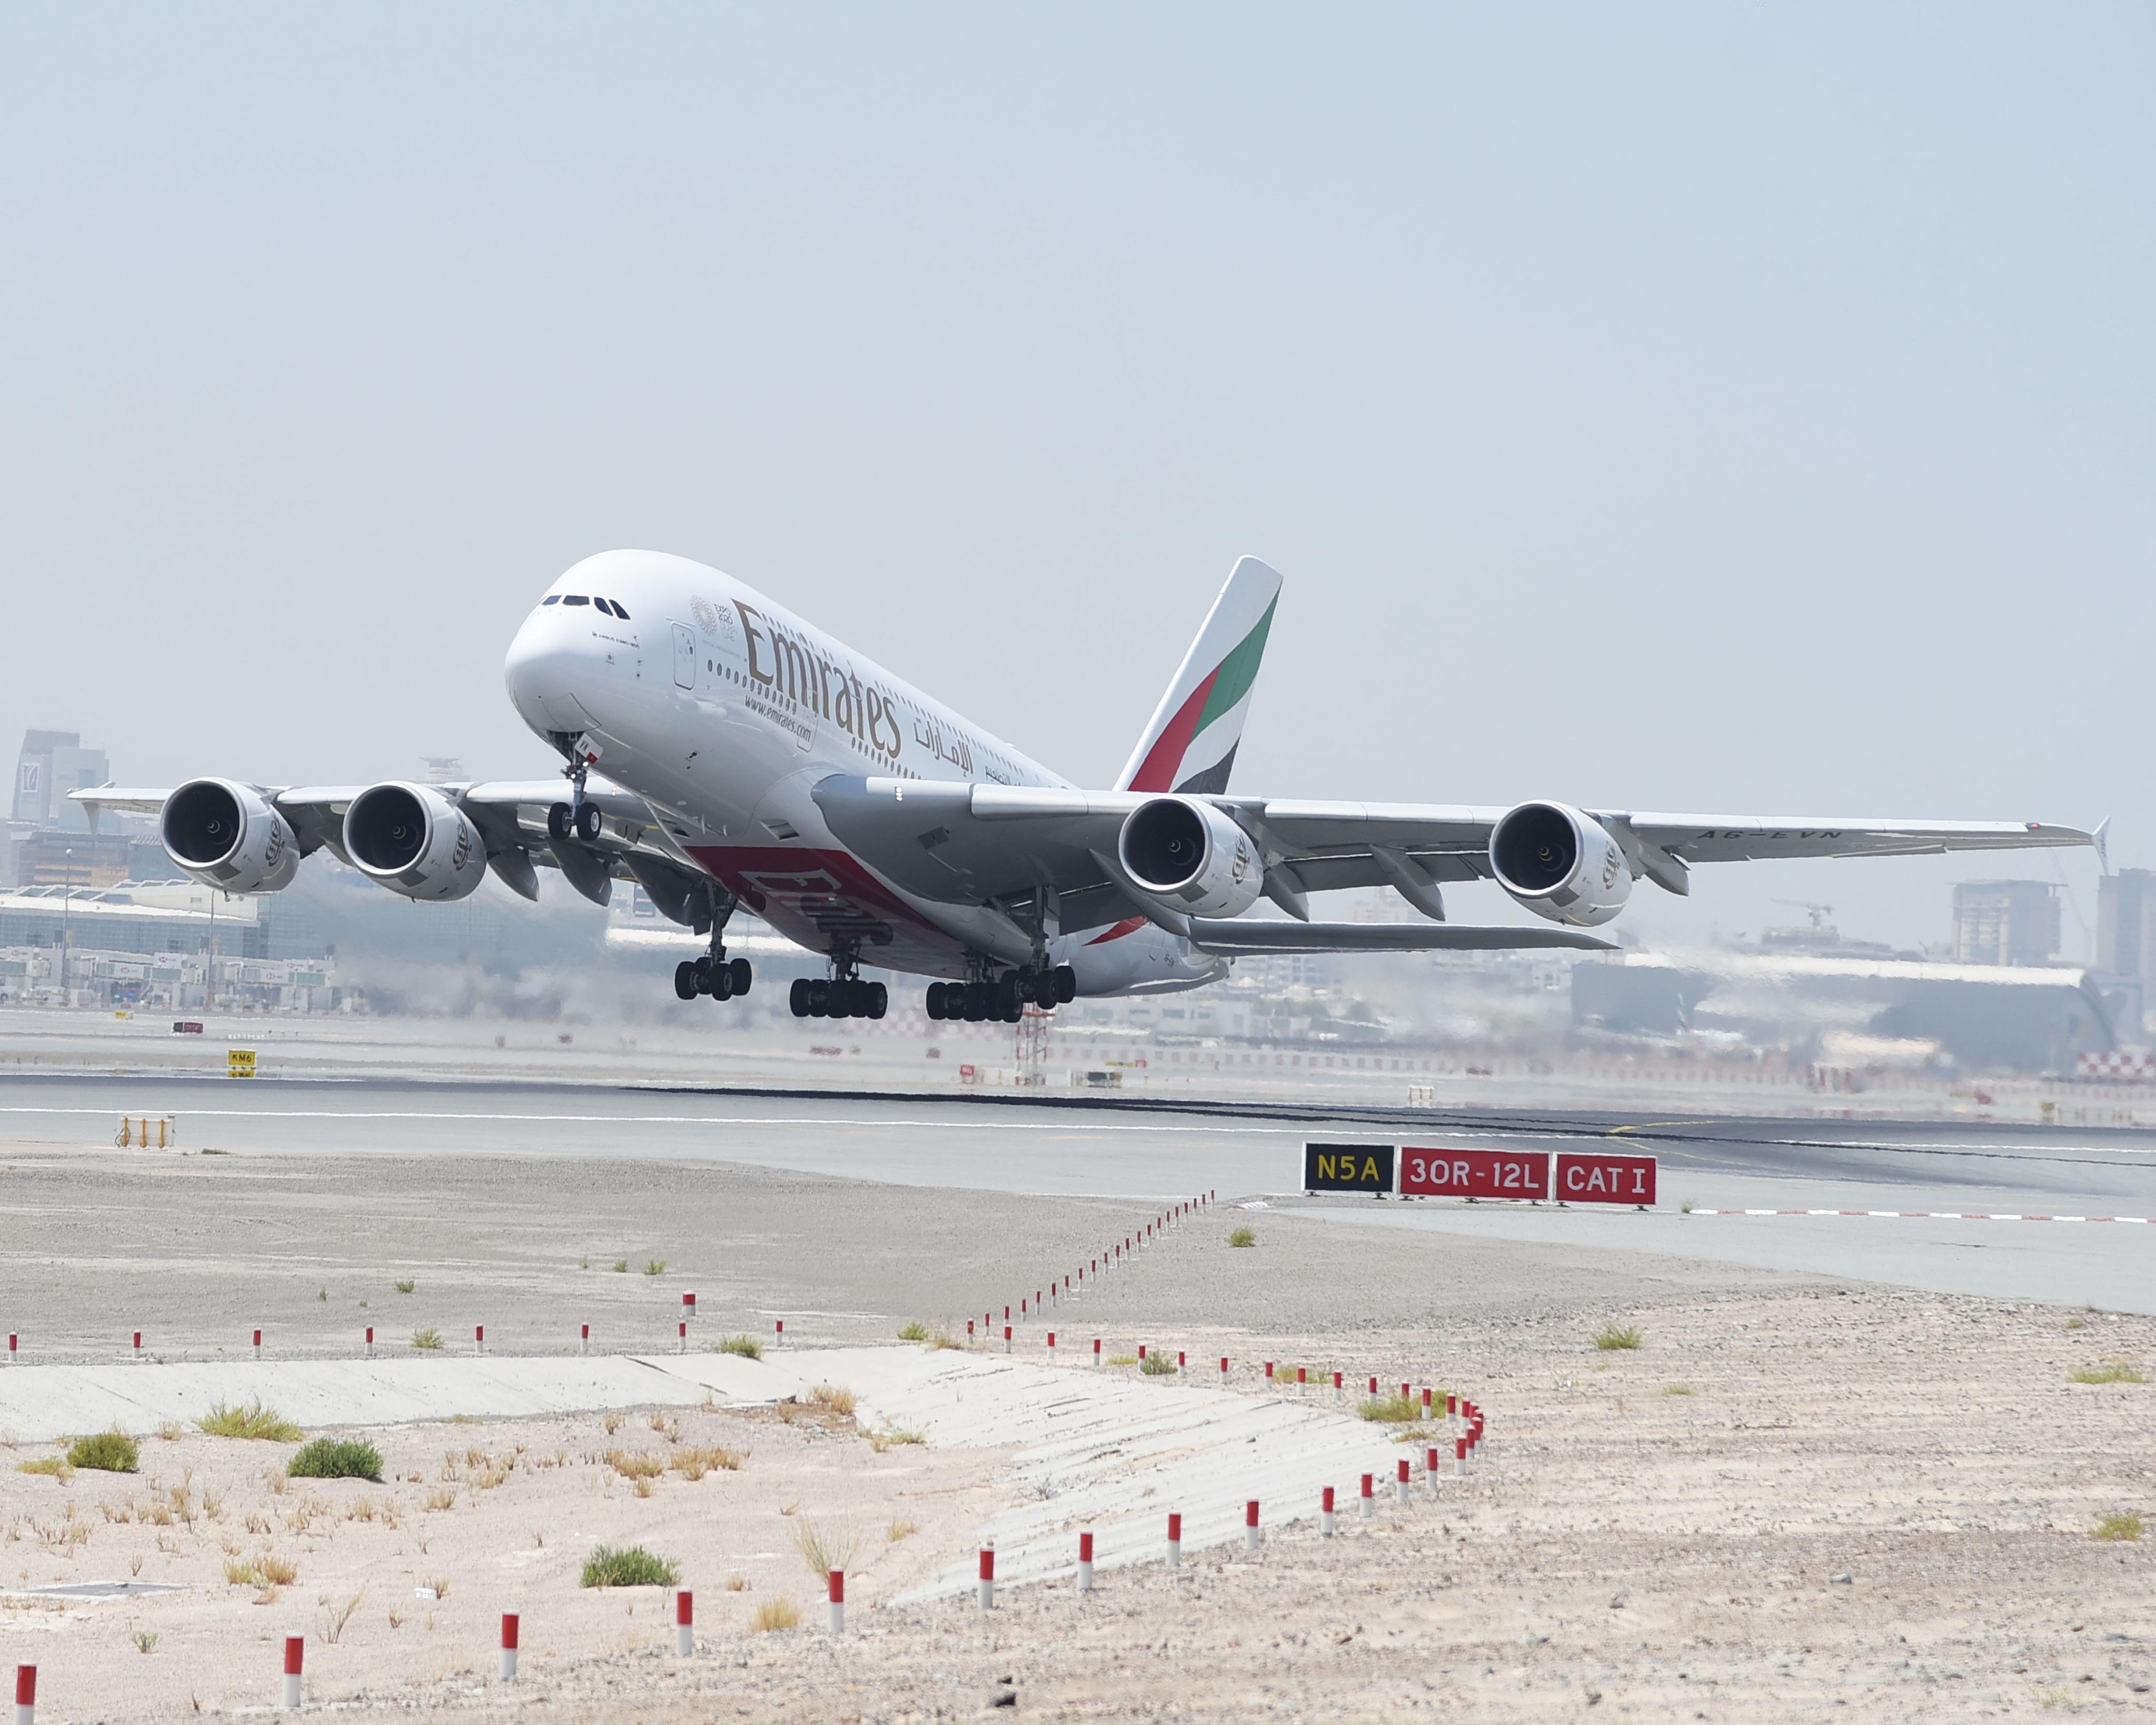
left=502, top=549, right=1224, bottom=996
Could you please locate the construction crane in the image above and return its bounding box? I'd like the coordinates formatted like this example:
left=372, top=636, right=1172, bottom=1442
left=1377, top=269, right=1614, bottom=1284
left=1772, top=898, right=1834, bottom=930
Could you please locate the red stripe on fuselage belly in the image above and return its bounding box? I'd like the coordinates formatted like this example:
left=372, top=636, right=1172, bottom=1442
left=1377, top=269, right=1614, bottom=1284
left=683, top=844, right=966, bottom=970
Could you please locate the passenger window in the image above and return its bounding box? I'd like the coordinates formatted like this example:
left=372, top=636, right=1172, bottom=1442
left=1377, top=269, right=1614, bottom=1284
left=563, top=595, right=590, bottom=607
left=542, top=594, right=561, bottom=605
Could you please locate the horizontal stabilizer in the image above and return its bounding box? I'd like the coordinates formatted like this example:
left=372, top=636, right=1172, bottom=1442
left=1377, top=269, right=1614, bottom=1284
left=1186, top=919, right=1615, bottom=955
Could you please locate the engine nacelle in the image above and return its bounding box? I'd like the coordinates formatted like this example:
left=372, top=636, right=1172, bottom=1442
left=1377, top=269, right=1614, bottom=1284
left=1488, top=801, right=1633, bottom=927
left=1117, top=796, right=1264, bottom=918
left=343, top=782, right=487, bottom=902
left=160, top=777, right=301, bottom=893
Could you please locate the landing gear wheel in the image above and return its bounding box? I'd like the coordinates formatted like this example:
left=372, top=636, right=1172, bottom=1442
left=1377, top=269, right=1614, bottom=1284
left=962, top=983, right=986, bottom=1023
left=573, top=803, right=603, bottom=843
left=1031, top=972, right=1058, bottom=1009
left=996, top=974, right=1021, bottom=1017
left=673, top=960, right=699, bottom=1002
left=868, top=982, right=888, bottom=1020
left=711, top=965, right=736, bottom=1002
left=728, top=957, right=752, bottom=997
left=926, top=983, right=947, bottom=1020
left=789, top=978, right=812, bottom=1018
left=547, top=804, right=572, bottom=842
left=1055, top=964, right=1077, bottom=1004
left=827, top=982, right=851, bottom=1021
left=806, top=979, right=830, bottom=1018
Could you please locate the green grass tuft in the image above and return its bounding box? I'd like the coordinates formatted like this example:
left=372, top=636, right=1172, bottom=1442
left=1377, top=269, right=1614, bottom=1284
left=1593, top=1323, right=1644, bottom=1352
left=1139, top=1351, right=1177, bottom=1375
left=896, top=1321, right=930, bottom=1342
left=611, top=1258, right=629, bottom=1273
left=643, top=1260, right=667, bottom=1276
left=1661, top=1384, right=1694, bottom=1396
left=2091, top=1511, right=2144, bottom=1542
left=67, top=1429, right=139, bottom=1472
left=287, top=1437, right=384, bottom=1482
left=198, top=1400, right=303, bottom=1442
left=580, top=1543, right=681, bottom=1589
left=1357, top=1393, right=1420, bottom=1424
left=17, top=1454, right=73, bottom=1479
left=718, top=1334, right=763, bottom=1360
left=2068, top=1359, right=2147, bottom=1385
left=393, top=1279, right=415, bottom=1294
left=1227, top=1225, right=1257, bottom=1248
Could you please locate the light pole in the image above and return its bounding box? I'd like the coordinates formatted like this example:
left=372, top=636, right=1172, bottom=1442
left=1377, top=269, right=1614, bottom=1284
left=62, top=847, right=73, bottom=1004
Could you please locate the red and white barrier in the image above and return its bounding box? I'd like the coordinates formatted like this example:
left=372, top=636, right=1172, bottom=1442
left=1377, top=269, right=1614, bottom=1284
left=6, top=1333, right=14, bottom=1364
left=1244, top=1499, right=1261, bottom=1554
left=1359, top=1472, right=1375, bottom=1520
left=1333, top=1371, right=1342, bottom=1400
left=1177, top=1350, right=1186, bottom=1374
left=1296, top=1366, right=1307, bottom=1391
left=253, top=1327, right=262, bottom=1361
left=1264, top=1361, right=1275, bottom=1386
left=774, top=1319, right=784, bottom=1345
left=1092, top=1338, right=1101, bottom=1367
left=500, top=1612, right=519, bottom=1681
left=133, top=1331, right=142, bottom=1358
left=977, top=1546, right=996, bottom=1611
left=579, top=1323, right=589, bottom=1355
left=282, top=1635, right=303, bottom=1711
left=828, top=1569, right=845, bottom=1633
left=1453, top=1436, right=1467, bottom=1476
left=1320, top=1485, right=1335, bottom=1538
left=675, top=1589, right=693, bottom=1656
left=1002, top=1324, right=1011, bottom=1354
left=1218, top=1356, right=1228, bottom=1384
left=16, top=1663, right=34, bottom=1725
left=682, top=1292, right=696, bottom=1318
left=1047, top=1331, right=1056, bottom=1355
left=1137, top=1344, right=1147, bottom=1364
left=364, top=1325, right=374, bottom=1359
left=1396, top=1457, right=1412, bottom=1504
left=1166, top=1511, right=1182, bottom=1567
left=1426, top=1446, right=1442, bottom=1495
left=677, top=1321, right=687, bottom=1354
left=1421, top=1386, right=1433, bottom=1420
left=475, top=1324, right=485, bottom=1356
left=1076, top=1531, right=1094, bottom=1594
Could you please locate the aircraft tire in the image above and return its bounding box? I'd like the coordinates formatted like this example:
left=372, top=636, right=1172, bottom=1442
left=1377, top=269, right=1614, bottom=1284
left=925, top=983, right=946, bottom=1020
left=729, top=958, right=752, bottom=996
left=547, top=804, right=572, bottom=842
left=789, top=978, right=811, bottom=1018
left=1055, top=965, right=1077, bottom=1003
left=962, top=985, right=986, bottom=1023
left=712, top=965, right=735, bottom=1002
left=673, top=961, right=699, bottom=1002
left=868, top=982, right=888, bottom=1019
left=1032, top=973, right=1058, bottom=1009
left=574, top=804, right=603, bottom=842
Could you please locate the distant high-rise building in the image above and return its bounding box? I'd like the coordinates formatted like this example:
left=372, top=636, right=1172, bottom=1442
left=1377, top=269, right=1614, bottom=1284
left=12, top=731, right=109, bottom=830
left=1952, top=880, right=2061, bottom=967
left=2095, top=869, right=2156, bottom=983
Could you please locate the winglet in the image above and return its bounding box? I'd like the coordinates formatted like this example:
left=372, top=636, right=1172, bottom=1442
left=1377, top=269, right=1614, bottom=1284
left=1117, top=557, right=1282, bottom=796
left=2093, top=815, right=2111, bottom=875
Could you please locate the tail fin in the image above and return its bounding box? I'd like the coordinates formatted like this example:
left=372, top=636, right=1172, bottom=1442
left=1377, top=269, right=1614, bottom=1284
left=1117, top=556, right=1282, bottom=795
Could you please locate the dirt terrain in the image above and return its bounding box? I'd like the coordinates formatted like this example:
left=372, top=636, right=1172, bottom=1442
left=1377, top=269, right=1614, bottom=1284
left=0, top=1147, right=2149, bottom=1719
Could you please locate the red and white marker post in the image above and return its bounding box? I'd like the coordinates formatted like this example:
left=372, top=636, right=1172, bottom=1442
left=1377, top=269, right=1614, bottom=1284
left=1321, top=1486, right=1336, bottom=1538
left=500, top=1612, right=519, bottom=1680
left=682, top=1291, right=696, bottom=1320
left=1245, top=1499, right=1261, bottom=1554
left=580, top=1322, right=589, bottom=1355
left=1166, top=1511, right=1182, bottom=1567
left=828, top=1569, right=845, bottom=1633
left=1360, top=1472, right=1375, bottom=1520
left=1218, top=1355, right=1229, bottom=1384
left=675, top=1589, right=693, bottom=1656
left=1454, top=1436, right=1468, bottom=1477
left=1177, top=1350, right=1186, bottom=1374
left=1047, top=1331, right=1056, bottom=1357
left=475, top=1324, right=486, bottom=1356
left=774, top=1318, right=784, bottom=1346
left=1002, top=1324, right=1011, bottom=1354
left=1092, top=1337, right=1101, bottom=1367
left=1076, top=1530, right=1094, bottom=1594
left=133, top=1331, right=142, bottom=1359
left=364, top=1325, right=374, bottom=1359
left=1396, top=1457, right=1412, bottom=1504
left=1333, top=1370, right=1343, bottom=1401
left=6, top=1333, right=15, bottom=1364
left=677, top=1321, right=687, bottom=1354
left=977, top=1546, right=996, bottom=1611
left=16, top=1663, right=34, bottom=1725
left=1427, top=1446, right=1443, bottom=1497
left=282, top=1635, right=303, bottom=1710
left=253, top=1327, right=262, bottom=1361
left=1422, top=1386, right=1433, bottom=1421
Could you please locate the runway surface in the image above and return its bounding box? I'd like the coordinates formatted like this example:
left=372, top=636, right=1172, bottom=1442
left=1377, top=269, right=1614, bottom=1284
left=5, top=1074, right=2152, bottom=1312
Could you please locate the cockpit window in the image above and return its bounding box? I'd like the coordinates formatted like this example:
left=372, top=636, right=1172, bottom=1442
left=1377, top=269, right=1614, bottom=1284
left=608, top=599, right=631, bottom=619
left=542, top=594, right=561, bottom=605
left=562, top=595, right=591, bottom=607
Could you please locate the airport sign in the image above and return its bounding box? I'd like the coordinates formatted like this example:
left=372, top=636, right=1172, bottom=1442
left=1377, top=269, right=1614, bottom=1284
left=1400, top=1146, right=1551, bottom=1201
left=1301, top=1142, right=1394, bottom=1194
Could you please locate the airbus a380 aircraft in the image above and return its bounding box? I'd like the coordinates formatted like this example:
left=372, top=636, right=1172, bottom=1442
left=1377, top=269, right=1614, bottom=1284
left=79, top=550, right=2095, bottom=1025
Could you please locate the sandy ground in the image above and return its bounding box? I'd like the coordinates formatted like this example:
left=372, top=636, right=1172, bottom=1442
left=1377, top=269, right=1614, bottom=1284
left=0, top=1145, right=2150, bottom=1719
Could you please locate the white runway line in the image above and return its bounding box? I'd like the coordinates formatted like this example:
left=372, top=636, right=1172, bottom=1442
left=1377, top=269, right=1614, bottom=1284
left=1684, top=1207, right=2149, bottom=1223
left=0, top=1106, right=1296, bottom=1136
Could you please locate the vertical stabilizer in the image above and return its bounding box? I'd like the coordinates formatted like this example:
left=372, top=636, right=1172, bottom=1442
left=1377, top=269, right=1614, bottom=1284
left=1117, top=556, right=1282, bottom=795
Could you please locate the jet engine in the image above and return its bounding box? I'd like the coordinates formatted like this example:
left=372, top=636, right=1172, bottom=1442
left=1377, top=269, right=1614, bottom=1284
left=1488, top=801, right=1632, bottom=927
left=161, top=778, right=302, bottom=893
left=1117, top=796, right=1264, bottom=918
left=343, top=782, right=487, bottom=902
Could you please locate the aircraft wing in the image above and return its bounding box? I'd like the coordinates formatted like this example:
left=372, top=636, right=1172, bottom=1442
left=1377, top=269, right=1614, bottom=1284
left=1185, top=919, right=1614, bottom=954
left=811, top=776, right=2096, bottom=925
left=72, top=779, right=725, bottom=925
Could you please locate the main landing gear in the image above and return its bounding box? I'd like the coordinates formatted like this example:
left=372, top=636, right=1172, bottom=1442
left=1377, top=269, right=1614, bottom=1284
left=674, top=953, right=752, bottom=1002
left=789, top=976, right=888, bottom=1020
left=925, top=965, right=1075, bottom=1023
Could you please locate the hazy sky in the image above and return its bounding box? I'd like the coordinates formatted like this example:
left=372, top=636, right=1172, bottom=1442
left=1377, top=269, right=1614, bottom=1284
left=3, top=6, right=2149, bottom=954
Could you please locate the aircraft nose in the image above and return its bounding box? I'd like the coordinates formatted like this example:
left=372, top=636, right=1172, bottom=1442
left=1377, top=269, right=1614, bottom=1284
left=503, top=609, right=592, bottom=736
